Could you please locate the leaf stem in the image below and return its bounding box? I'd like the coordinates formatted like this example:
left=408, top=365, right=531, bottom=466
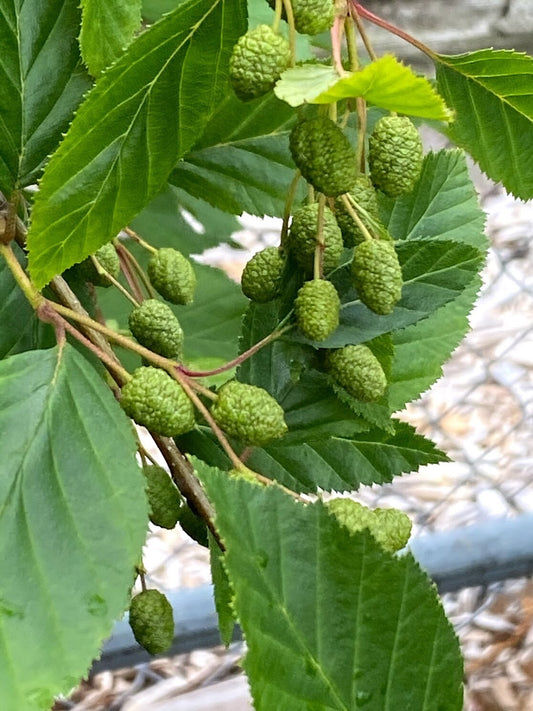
left=282, top=0, right=297, bottom=66
left=179, top=323, right=293, bottom=378
left=350, top=4, right=377, bottom=61
left=0, top=242, right=44, bottom=309
left=345, top=16, right=359, bottom=72
left=351, top=1, right=435, bottom=58
left=173, top=370, right=244, bottom=471
left=272, top=0, right=282, bottom=33
left=313, top=194, right=326, bottom=280
left=91, top=255, right=140, bottom=306
left=340, top=193, right=373, bottom=242
left=117, top=242, right=158, bottom=299
left=280, top=170, right=301, bottom=250
left=124, top=227, right=158, bottom=254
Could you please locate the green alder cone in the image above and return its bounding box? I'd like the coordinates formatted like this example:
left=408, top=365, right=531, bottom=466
left=229, top=25, right=290, bottom=101
left=120, top=367, right=195, bottom=437
left=266, top=0, right=336, bottom=35
left=334, top=175, right=382, bottom=247
left=368, top=115, right=423, bottom=197
left=326, top=498, right=412, bottom=553
left=79, top=242, right=121, bottom=287
left=294, top=278, right=340, bottom=341
left=148, top=248, right=196, bottom=305
left=326, top=344, right=387, bottom=402
left=289, top=203, right=343, bottom=272
left=289, top=116, right=357, bottom=197
left=351, top=240, right=403, bottom=315
left=241, top=247, right=285, bottom=302
left=211, top=380, right=288, bottom=446
left=143, top=464, right=183, bottom=529
left=129, top=299, right=184, bottom=360
left=128, top=589, right=174, bottom=655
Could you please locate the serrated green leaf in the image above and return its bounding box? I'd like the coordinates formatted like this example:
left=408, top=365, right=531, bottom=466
left=248, top=419, right=447, bottom=492
left=274, top=63, right=339, bottom=107
left=199, top=468, right=463, bottom=711
left=377, top=149, right=488, bottom=408
left=208, top=531, right=236, bottom=646
left=170, top=90, right=307, bottom=216
left=0, top=0, right=91, bottom=196
left=381, top=149, right=488, bottom=250
left=0, top=345, right=148, bottom=710
left=0, top=245, right=54, bottom=358
left=80, top=0, right=142, bottom=76
left=26, top=0, right=247, bottom=288
left=321, top=238, right=483, bottom=349
left=434, top=49, right=533, bottom=199
left=389, top=278, right=481, bottom=412
left=278, top=55, right=452, bottom=120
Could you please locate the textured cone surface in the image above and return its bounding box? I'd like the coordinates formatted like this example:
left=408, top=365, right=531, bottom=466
left=267, top=0, right=335, bottom=35
left=241, top=247, right=285, bottom=302
left=143, top=464, right=182, bottom=529
left=129, top=299, right=184, bottom=360
left=326, top=344, right=387, bottom=402
left=294, top=279, right=340, bottom=341
left=289, top=116, right=357, bottom=197
left=230, top=25, right=290, bottom=101
left=79, top=242, right=120, bottom=287
left=148, top=248, right=196, bottom=305
left=120, top=367, right=195, bottom=437
left=326, top=498, right=412, bottom=553
left=129, top=589, right=174, bottom=655
left=289, top=203, right=343, bottom=272
left=211, top=380, right=287, bottom=446
left=351, top=240, right=403, bottom=315
left=369, top=115, right=423, bottom=197
left=334, top=176, right=381, bottom=247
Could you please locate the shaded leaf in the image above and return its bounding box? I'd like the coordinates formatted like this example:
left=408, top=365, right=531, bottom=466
left=322, top=238, right=483, bottom=349
left=200, top=467, right=463, bottom=711
left=0, top=245, right=54, bottom=358
left=0, top=345, right=148, bottom=710
left=171, top=90, right=306, bottom=216
left=27, top=0, right=247, bottom=288
left=435, top=49, right=533, bottom=199
left=389, top=279, right=481, bottom=411
left=80, top=0, right=142, bottom=76
left=0, top=0, right=91, bottom=196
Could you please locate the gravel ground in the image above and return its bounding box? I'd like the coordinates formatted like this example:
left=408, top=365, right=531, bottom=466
left=57, top=161, right=533, bottom=710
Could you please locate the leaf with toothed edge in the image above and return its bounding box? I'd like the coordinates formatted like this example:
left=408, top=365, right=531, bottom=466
left=0, top=0, right=91, bottom=197
left=198, top=465, right=464, bottom=711
left=0, top=345, right=148, bottom=710
left=26, top=0, right=247, bottom=288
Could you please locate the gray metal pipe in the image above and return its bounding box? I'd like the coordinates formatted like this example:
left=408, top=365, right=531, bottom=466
left=91, top=513, right=533, bottom=674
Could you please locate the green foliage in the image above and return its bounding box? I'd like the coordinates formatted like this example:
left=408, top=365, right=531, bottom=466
left=26, top=0, right=247, bottom=288
left=435, top=49, right=533, bottom=199
left=80, top=0, right=142, bottom=76
left=0, top=0, right=91, bottom=196
left=0, top=345, right=148, bottom=710
left=171, top=90, right=306, bottom=216
left=0, top=3, right=530, bottom=707
left=200, top=466, right=463, bottom=711
left=279, top=54, right=453, bottom=119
